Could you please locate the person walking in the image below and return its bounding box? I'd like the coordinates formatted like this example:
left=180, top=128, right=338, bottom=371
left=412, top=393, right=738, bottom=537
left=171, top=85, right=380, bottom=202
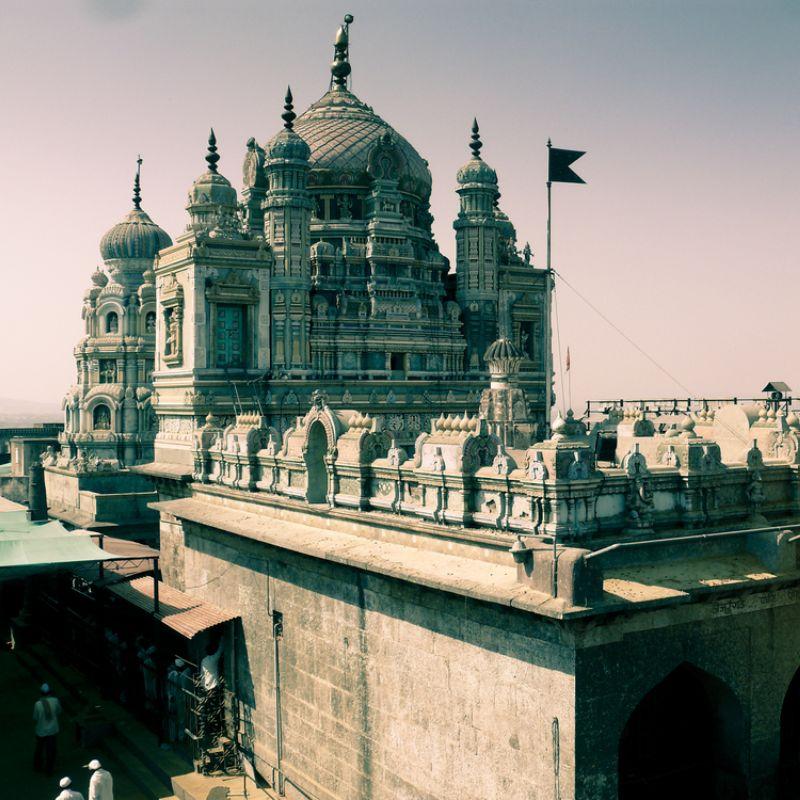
left=33, top=683, right=62, bottom=775
left=85, top=758, right=114, bottom=800
left=54, top=776, right=85, bottom=800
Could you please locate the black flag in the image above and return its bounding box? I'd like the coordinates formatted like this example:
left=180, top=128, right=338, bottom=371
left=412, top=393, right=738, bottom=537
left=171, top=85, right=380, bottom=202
left=548, top=146, right=586, bottom=184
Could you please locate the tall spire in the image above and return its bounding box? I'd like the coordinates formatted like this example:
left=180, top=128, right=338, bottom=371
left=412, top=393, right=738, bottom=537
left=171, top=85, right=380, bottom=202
left=282, top=86, right=296, bottom=130
left=470, top=119, right=483, bottom=160
left=206, top=128, right=220, bottom=173
left=133, top=155, right=142, bottom=210
left=330, top=13, right=354, bottom=88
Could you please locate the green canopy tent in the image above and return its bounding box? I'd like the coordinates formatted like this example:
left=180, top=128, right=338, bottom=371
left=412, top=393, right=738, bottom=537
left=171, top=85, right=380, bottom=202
left=0, top=510, right=115, bottom=580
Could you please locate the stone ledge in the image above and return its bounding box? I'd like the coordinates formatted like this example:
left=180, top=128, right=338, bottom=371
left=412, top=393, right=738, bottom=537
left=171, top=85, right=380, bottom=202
left=152, top=496, right=569, bottom=618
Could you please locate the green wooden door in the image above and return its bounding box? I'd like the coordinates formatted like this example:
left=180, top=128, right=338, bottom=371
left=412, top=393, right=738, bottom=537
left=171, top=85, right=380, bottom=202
left=215, top=304, right=245, bottom=368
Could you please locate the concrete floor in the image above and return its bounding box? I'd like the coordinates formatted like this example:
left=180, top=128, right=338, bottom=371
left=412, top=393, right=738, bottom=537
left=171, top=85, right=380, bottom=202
left=0, top=641, right=189, bottom=799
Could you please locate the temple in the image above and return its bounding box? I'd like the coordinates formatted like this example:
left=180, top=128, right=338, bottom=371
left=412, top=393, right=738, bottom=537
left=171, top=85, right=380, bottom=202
left=36, top=14, right=800, bottom=800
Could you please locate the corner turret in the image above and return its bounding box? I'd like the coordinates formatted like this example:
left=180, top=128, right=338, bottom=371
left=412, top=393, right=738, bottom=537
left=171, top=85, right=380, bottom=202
left=454, top=119, right=501, bottom=372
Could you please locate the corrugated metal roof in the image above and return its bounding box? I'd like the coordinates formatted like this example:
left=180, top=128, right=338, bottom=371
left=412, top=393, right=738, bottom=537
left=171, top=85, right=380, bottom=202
left=108, top=576, right=238, bottom=639
left=0, top=510, right=114, bottom=577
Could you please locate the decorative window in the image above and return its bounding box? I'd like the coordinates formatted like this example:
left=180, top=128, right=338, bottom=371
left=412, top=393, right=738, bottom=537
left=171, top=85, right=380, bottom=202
left=99, top=359, right=117, bottom=383
left=93, top=404, right=111, bottom=431
left=215, top=304, right=245, bottom=368
left=106, top=312, right=119, bottom=334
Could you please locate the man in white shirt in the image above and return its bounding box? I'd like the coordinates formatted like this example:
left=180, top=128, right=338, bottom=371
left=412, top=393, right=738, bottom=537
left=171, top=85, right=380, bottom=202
left=33, top=683, right=62, bottom=775
left=85, top=758, right=114, bottom=800
left=200, top=639, right=224, bottom=690
left=55, top=776, right=84, bottom=800
left=199, top=639, right=224, bottom=745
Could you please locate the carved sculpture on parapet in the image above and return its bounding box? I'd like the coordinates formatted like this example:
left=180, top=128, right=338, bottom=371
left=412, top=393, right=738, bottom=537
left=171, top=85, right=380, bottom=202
left=623, top=444, right=655, bottom=533
left=478, top=337, right=538, bottom=447
left=745, top=440, right=767, bottom=522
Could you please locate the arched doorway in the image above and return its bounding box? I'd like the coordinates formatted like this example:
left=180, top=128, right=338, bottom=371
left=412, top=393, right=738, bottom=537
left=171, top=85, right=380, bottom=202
left=305, top=421, right=328, bottom=504
left=619, top=663, right=748, bottom=800
left=779, top=667, right=800, bottom=798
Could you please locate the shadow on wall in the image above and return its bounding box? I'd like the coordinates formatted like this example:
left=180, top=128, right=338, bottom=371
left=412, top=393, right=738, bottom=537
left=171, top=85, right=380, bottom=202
left=304, top=420, right=328, bottom=504
left=618, top=662, right=748, bottom=800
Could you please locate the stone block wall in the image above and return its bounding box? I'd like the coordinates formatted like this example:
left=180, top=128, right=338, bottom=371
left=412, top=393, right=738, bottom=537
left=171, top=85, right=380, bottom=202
left=171, top=519, right=577, bottom=800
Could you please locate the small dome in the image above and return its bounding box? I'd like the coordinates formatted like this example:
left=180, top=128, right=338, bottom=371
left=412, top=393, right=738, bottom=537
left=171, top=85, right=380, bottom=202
left=268, top=127, right=311, bottom=163
left=457, top=157, right=498, bottom=187
left=189, top=170, right=237, bottom=210
left=91, top=267, right=108, bottom=287
left=99, top=208, right=172, bottom=262
left=457, top=120, right=497, bottom=187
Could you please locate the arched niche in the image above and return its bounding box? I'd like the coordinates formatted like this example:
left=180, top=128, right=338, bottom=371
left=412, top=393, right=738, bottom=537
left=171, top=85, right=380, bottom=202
left=305, top=420, right=329, bottom=504
left=93, top=403, right=112, bottom=431
left=618, top=662, right=748, bottom=799
left=105, top=311, right=119, bottom=334
left=143, top=308, right=157, bottom=335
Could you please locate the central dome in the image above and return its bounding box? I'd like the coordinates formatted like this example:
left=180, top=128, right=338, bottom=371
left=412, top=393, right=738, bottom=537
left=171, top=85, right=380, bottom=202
left=281, top=87, right=432, bottom=199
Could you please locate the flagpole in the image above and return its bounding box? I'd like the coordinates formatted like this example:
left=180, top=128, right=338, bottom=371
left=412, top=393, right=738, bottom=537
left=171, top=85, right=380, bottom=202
left=544, top=139, right=553, bottom=437
left=546, top=140, right=552, bottom=274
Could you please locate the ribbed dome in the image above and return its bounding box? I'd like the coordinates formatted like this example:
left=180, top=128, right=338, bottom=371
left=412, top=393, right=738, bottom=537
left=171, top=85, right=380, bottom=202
left=484, top=337, right=523, bottom=363
left=99, top=208, right=172, bottom=262
left=457, top=156, right=497, bottom=187
left=272, top=87, right=432, bottom=197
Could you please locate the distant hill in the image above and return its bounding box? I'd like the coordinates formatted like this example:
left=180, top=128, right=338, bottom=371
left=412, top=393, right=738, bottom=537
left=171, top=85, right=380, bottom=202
left=0, top=396, right=62, bottom=427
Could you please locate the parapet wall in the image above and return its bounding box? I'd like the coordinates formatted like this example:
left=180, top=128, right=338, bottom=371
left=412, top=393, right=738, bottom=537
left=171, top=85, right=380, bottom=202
left=184, top=400, right=800, bottom=544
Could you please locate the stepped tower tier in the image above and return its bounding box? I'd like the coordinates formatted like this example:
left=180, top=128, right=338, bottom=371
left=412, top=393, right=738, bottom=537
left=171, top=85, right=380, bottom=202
left=254, top=16, right=463, bottom=383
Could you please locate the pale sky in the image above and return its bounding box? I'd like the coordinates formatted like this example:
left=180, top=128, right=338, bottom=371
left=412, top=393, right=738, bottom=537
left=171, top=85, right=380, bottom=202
left=1, top=0, right=798, bottom=411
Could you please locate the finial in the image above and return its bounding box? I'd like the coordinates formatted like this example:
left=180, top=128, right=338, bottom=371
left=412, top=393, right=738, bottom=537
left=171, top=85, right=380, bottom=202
left=206, top=128, right=220, bottom=173
left=470, top=118, right=482, bottom=160
left=282, top=86, right=296, bottom=130
left=330, top=13, right=354, bottom=88
left=133, top=155, right=142, bottom=210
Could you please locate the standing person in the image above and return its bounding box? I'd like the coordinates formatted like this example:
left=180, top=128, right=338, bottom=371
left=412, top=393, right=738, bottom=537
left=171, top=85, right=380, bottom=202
left=142, top=644, right=159, bottom=714
left=199, top=639, right=224, bottom=745
left=33, top=683, right=62, bottom=775
left=85, top=759, right=113, bottom=800
left=55, top=776, right=85, bottom=800
left=200, top=639, right=224, bottom=692
left=166, top=659, right=183, bottom=742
